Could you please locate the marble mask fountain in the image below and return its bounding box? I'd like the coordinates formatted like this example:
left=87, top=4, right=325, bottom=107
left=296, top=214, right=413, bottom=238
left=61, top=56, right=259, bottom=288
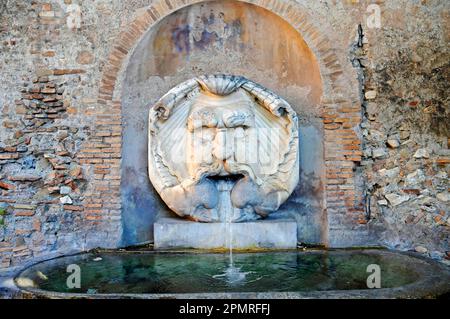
left=148, top=74, right=299, bottom=249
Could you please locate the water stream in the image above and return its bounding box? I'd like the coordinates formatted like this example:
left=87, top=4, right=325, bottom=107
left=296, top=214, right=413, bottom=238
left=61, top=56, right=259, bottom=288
left=213, top=180, right=253, bottom=285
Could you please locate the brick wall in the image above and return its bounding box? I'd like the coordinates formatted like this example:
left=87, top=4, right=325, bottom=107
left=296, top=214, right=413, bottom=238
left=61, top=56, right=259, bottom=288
left=0, top=0, right=448, bottom=268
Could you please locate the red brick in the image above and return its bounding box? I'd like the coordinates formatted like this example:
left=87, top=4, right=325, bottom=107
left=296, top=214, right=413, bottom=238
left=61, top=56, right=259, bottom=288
left=15, top=229, right=32, bottom=235
left=42, top=51, right=55, bottom=57
left=42, top=3, right=52, bottom=11
left=14, top=211, right=35, bottom=217
left=95, top=131, right=112, bottom=137
left=85, top=209, right=103, bottom=214
left=33, top=220, right=41, bottom=231
left=0, top=153, right=19, bottom=160
left=86, top=203, right=102, bottom=208
left=324, top=123, right=341, bottom=130
left=63, top=205, right=83, bottom=211
left=53, top=69, right=86, bottom=76
left=0, top=181, right=15, bottom=190
left=86, top=215, right=102, bottom=221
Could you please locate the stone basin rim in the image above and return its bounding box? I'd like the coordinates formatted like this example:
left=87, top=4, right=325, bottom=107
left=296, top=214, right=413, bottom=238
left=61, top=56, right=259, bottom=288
left=13, top=249, right=450, bottom=299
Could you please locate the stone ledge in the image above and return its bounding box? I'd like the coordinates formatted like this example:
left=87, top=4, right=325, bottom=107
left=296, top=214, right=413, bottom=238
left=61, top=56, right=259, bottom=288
left=154, top=217, right=297, bottom=250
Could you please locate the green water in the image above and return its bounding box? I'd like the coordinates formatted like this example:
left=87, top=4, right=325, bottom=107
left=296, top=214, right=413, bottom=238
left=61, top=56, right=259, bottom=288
left=17, top=250, right=420, bottom=294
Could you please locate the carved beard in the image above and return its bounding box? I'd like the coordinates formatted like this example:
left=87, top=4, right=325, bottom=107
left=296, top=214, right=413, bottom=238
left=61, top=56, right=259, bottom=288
left=160, top=163, right=285, bottom=223
left=182, top=158, right=279, bottom=222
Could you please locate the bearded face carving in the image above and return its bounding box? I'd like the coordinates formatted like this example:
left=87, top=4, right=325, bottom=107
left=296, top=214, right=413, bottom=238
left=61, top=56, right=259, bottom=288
left=148, top=75, right=299, bottom=222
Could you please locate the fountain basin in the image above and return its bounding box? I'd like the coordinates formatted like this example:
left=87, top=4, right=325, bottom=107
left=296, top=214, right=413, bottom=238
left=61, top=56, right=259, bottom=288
left=12, top=249, right=450, bottom=299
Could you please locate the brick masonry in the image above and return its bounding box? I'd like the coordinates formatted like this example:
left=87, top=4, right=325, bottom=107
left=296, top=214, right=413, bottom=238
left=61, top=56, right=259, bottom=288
left=0, top=0, right=448, bottom=268
left=97, top=0, right=367, bottom=247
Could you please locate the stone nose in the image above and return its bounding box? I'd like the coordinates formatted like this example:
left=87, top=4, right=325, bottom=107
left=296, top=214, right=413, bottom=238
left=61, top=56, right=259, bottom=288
left=212, top=129, right=234, bottom=161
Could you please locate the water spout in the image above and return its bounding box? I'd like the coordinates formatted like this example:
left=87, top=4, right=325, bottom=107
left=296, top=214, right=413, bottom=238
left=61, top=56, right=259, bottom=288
left=216, top=179, right=237, bottom=263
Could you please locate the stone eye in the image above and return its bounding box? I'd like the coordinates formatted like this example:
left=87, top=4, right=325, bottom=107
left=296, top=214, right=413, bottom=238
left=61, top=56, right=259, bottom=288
left=223, top=110, right=254, bottom=128
left=187, top=108, right=218, bottom=131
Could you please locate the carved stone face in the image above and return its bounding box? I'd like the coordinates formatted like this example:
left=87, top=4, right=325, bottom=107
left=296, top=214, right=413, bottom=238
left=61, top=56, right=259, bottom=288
left=148, top=75, right=299, bottom=222
left=186, top=90, right=256, bottom=181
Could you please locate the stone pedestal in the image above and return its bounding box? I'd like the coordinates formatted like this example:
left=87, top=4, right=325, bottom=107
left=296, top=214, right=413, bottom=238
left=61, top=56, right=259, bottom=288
left=154, top=217, right=297, bottom=250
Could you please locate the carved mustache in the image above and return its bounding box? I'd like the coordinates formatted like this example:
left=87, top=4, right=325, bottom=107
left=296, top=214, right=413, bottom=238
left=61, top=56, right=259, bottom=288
left=192, top=158, right=259, bottom=185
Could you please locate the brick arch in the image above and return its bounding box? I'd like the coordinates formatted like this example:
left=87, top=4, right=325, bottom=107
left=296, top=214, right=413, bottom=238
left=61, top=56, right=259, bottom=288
left=88, top=0, right=365, bottom=247
left=98, top=0, right=352, bottom=104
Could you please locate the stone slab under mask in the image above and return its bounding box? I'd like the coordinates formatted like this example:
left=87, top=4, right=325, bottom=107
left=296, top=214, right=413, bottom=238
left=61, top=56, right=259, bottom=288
left=154, top=217, right=298, bottom=250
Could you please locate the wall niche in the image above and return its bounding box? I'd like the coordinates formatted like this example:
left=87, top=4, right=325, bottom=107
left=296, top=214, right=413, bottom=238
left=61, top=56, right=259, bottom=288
left=121, top=0, right=325, bottom=246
